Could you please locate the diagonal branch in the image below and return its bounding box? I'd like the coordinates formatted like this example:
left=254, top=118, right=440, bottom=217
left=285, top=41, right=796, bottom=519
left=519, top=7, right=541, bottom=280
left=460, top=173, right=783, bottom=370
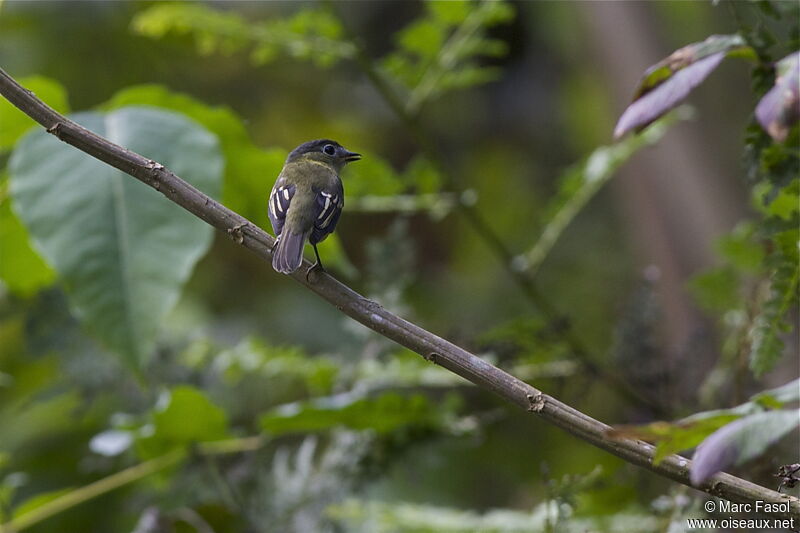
left=0, top=68, right=796, bottom=520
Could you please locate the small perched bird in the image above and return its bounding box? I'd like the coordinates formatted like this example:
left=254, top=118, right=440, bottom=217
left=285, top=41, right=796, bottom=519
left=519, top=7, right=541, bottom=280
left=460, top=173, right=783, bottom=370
left=268, top=139, right=360, bottom=275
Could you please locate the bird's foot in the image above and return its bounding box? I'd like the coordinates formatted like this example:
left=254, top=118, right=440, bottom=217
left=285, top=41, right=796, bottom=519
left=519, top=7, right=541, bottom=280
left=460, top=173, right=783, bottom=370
left=305, top=262, right=326, bottom=283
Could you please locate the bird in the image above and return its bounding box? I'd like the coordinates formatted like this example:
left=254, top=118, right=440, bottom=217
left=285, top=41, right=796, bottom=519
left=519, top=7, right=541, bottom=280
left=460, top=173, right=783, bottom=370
left=268, top=139, right=360, bottom=275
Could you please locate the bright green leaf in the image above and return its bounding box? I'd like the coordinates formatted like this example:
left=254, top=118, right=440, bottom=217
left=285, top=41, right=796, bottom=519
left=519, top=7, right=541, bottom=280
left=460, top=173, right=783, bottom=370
left=101, top=85, right=284, bottom=227
left=0, top=174, right=55, bottom=295
left=9, top=107, right=222, bottom=367
left=651, top=414, right=742, bottom=464
left=138, top=386, right=229, bottom=458
left=343, top=152, right=404, bottom=197
left=153, top=386, right=229, bottom=443
left=398, top=19, right=446, bottom=61
left=214, top=337, right=338, bottom=395
left=132, top=3, right=353, bottom=68
left=403, top=155, right=442, bottom=194
left=427, top=0, right=471, bottom=24
left=260, top=392, right=441, bottom=436
left=688, top=267, right=740, bottom=314
left=0, top=76, right=69, bottom=151
left=749, top=260, right=799, bottom=376
left=752, top=378, right=800, bottom=407
left=715, top=222, right=764, bottom=272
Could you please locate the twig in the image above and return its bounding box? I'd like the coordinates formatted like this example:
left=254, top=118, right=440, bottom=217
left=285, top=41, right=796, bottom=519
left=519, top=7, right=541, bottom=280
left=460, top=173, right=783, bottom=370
left=0, top=68, right=796, bottom=520
left=0, top=436, right=265, bottom=532
left=0, top=450, right=185, bottom=532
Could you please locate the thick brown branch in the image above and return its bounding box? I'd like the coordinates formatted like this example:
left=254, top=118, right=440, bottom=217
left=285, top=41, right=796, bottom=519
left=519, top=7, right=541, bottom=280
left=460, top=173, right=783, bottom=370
left=0, top=68, right=796, bottom=520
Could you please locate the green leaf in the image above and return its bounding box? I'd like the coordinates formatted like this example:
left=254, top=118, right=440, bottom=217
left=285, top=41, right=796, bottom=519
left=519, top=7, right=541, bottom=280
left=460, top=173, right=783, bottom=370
left=403, top=155, right=442, bottom=194
left=0, top=174, right=55, bottom=295
left=687, top=267, right=740, bottom=314
left=652, top=415, right=743, bottom=464
left=132, top=3, right=353, bottom=68
left=131, top=3, right=251, bottom=55
left=9, top=107, right=223, bottom=367
left=382, top=0, right=514, bottom=111
left=138, top=386, right=229, bottom=458
left=427, top=0, right=471, bottom=25
left=344, top=152, right=404, bottom=197
left=749, top=259, right=799, bottom=376
left=398, top=19, right=446, bottom=61
left=607, top=400, right=768, bottom=465
left=214, top=337, right=338, bottom=395
left=691, top=409, right=800, bottom=484
left=260, top=392, right=440, bottom=436
left=751, top=378, right=800, bottom=407
left=608, top=414, right=743, bottom=465
left=100, top=85, right=280, bottom=226
left=715, top=222, right=765, bottom=272
left=0, top=390, right=81, bottom=454
left=0, top=76, right=69, bottom=152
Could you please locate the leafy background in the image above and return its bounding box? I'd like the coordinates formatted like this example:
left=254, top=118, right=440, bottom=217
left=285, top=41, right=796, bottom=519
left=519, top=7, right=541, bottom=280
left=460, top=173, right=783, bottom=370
left=0, top=1, right=797, bottom=532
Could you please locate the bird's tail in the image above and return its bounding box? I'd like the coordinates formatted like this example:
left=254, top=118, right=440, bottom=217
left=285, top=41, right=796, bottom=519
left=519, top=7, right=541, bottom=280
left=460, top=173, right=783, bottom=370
left=272, top=230, right=309, bottom=274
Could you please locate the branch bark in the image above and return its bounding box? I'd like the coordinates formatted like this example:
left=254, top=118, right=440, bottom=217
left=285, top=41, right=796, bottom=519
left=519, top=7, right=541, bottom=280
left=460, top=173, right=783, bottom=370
left=0, top=68, right=796, bottom=520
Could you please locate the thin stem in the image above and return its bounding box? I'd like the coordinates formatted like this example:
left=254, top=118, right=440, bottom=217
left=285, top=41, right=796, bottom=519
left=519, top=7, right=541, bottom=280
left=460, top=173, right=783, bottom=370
left=0, top=436, right=266, bottom=532
left=1, top=450, right=185, bottom=532
left=0, top=67, right=795, bottom=520
left=405, top=2, right=487, bottom=115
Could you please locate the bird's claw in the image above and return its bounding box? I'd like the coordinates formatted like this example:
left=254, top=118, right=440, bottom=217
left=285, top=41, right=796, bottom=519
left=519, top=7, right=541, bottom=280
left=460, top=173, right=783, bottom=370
left=306, top=262, right=325, bottom=282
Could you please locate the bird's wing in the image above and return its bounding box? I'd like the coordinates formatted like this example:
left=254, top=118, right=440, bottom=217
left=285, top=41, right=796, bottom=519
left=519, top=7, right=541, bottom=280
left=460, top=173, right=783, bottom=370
left=310, top=183, right=344, bottom=245
left=268, top=182, right=296, bottom=237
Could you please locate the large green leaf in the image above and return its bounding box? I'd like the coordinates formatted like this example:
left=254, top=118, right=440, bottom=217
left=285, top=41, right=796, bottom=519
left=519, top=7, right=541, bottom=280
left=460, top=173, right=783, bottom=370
left=260, top=392, right=442, bottom=436
left=100, top=84, right=281, bottom=226
left=8, top=106, right=223, bottom=366
left=0, top=173, right=55, bottom=294
left=136, top=385, right=230, bottom=459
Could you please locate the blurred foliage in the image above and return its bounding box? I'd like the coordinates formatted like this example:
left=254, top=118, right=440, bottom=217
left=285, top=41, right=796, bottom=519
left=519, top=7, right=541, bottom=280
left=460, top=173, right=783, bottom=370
left=131, top=3, right=355, bottom=68
left=0, top=1, right=797, bottom=532
left=517, top=109, right=687, bottom=276
left=609, top=378, right=799, bottom=465
left=379, top=0, right=514, bottom=114
left=615, top=0, right=799, bottom=484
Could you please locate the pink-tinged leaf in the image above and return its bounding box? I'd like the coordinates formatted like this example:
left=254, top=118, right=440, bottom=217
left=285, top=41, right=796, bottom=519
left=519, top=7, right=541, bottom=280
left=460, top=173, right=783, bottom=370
left=615, top=52, right=725, bottom=139
left=614, top=34, right=753, bottom=139
left=756, top=51, right=800, bottom=142
left=690, top=409, right=799, bottom=485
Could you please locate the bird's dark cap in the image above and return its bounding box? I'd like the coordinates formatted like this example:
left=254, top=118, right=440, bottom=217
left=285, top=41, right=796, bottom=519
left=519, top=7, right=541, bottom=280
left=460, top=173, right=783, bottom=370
left=288, top=139, right=337, bottom=158
left=286, top=139, right=360, bottom=164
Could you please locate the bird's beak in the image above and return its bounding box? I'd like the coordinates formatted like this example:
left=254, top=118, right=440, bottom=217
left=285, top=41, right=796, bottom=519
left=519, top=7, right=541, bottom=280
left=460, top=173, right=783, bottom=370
left=343, top=150, right=361, bottom=162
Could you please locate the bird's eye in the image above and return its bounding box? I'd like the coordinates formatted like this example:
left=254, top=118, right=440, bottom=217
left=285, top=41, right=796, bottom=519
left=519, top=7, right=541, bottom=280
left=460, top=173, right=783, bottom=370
left=322, top=144, right=336, bottom=156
